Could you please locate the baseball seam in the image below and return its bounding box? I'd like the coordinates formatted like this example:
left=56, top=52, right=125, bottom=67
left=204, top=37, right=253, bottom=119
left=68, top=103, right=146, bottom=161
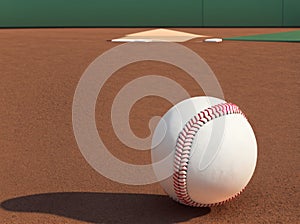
left=173, top=102, right=246, bottom=207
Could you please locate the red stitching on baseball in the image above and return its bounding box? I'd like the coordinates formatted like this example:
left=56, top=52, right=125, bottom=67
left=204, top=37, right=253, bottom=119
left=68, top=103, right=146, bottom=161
left=173, top=102, right=245, bottom=207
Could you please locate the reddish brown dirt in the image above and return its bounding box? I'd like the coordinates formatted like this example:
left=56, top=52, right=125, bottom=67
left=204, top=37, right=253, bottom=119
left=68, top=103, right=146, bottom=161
left=0, top=28, right=299, bottom=223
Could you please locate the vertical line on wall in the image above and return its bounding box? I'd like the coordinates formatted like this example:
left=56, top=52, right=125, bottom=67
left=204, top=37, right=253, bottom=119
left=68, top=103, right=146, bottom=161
left=202, top=0, right=204, bottom=27
left=282, top=0, right=284, bottom=27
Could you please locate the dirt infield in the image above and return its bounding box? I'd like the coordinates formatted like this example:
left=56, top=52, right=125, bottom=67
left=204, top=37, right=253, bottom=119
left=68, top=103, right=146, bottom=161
left=0, top=28, right=299, bottom=223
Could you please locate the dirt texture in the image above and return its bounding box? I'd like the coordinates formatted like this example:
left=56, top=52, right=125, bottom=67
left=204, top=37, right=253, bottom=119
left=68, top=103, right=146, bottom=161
left=0, top=28, right=299, bottom=224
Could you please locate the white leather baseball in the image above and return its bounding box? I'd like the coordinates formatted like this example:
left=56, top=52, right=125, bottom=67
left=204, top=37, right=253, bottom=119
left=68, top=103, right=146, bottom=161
left=151, top=96, right=257, bottom=207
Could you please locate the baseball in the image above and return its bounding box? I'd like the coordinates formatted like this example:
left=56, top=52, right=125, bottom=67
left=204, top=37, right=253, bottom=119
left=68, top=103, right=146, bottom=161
left=151, top=96, right=257, bottom=207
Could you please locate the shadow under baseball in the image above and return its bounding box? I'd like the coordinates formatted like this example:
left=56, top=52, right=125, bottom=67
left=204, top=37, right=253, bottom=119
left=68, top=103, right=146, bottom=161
left=1, top=192, right=210, bottom=223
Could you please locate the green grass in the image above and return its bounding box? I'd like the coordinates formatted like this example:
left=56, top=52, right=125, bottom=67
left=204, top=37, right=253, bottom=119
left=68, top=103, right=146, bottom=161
left=224, top=30, right=300, bottom=42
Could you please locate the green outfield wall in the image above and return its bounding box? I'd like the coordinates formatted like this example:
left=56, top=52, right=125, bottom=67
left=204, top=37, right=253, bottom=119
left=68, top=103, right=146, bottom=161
left=0, top=0, right=299, bottom=27
left=283, top=0, right=300, bottom=26
left=203, top=0, right=283, bottom=27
